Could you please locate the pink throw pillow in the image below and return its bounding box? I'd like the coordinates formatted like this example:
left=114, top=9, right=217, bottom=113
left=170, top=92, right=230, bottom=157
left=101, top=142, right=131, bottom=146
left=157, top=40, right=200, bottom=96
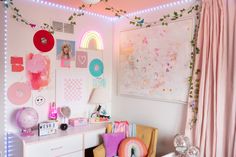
left=102, top=132, right=126, bottom=157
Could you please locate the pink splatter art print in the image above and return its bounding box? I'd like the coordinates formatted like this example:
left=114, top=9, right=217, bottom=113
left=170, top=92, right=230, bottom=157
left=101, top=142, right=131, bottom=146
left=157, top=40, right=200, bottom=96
left=26, top=53, right=50, bottom=90
left=119, top=19, right=193, bottom=103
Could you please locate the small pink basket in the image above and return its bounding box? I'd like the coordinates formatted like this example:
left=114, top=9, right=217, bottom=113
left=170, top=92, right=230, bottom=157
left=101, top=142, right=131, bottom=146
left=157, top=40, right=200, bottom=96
left=69, top=118, right=88, bottom=127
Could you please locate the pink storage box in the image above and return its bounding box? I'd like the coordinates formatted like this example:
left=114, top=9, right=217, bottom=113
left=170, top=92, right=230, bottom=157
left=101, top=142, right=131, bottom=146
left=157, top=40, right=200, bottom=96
left=69, top=118, right=88, bottom=127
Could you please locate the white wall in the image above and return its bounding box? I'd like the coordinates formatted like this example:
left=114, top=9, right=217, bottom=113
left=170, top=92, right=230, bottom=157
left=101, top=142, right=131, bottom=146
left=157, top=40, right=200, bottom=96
left=112, top=2, right=196, bottom=156
left=1, top=0, right=197, bottom=156
left=5, top=0, right=113, bottom=133
left=0, top=3, right=5, bottom=156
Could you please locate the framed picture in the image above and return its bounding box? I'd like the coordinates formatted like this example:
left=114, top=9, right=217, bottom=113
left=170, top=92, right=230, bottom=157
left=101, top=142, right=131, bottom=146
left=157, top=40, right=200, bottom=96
left=56, top=69, right=88, bottom=117
left=56, top=39, right=76, bottom=67
left=118, top=18, right=194, bottom=104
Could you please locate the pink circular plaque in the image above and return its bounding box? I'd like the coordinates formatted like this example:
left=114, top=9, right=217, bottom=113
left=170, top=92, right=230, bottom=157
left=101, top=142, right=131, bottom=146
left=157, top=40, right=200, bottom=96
left=7, top=82, right=31, bottom=105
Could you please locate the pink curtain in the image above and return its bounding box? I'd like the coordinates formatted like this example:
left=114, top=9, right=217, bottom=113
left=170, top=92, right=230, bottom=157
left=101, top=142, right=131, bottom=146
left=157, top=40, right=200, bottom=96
left=185, top=0, right=236, bottom=157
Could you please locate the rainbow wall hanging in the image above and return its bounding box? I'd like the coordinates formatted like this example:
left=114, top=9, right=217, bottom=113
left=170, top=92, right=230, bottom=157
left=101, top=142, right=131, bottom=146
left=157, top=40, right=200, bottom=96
left=80, top=31, right=104, bottom=50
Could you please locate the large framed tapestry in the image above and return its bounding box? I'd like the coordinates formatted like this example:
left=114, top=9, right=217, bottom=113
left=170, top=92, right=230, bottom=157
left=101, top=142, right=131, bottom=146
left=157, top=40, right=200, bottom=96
left=118, top=18, right=194, bottom=103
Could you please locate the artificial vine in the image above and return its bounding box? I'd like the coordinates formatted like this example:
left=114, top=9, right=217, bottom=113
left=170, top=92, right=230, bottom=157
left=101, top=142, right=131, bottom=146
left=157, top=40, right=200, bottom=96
left=143, top=2, right=202, bottom=128
left=104, top=6, right=144, bottom=27
left=144, top=4, right=200, bottom=27
left=68, top=0, right=144, bottom=27
left=1, top=0, right=55, bottom=34
left=1, top=0, right=202, bottom=128
left=1, top=0, right=144, bottom=33
left=67, top=3, right=85, bottom=25
left=188, top=6, right=201, bottom=129
left=104, top=0, right=202, bottom=128
left=152, top=2, right=202, bottom=128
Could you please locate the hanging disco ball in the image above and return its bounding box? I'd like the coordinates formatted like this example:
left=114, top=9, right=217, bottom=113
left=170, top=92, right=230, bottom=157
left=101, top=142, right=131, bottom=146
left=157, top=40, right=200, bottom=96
left=173, top=134, right=191, bottom=154
left=186, top=146, right=200, bottom=157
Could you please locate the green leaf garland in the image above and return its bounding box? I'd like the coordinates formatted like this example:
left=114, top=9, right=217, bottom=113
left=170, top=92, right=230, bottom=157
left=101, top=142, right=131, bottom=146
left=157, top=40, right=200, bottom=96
left=1, top=0, right=55, bottom=34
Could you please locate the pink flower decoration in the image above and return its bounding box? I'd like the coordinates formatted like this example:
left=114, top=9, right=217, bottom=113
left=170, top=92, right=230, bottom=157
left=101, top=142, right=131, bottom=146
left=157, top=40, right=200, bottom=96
left=26, top=54, right=46, bottom=73
left=29, top=23, right=36, bottom=28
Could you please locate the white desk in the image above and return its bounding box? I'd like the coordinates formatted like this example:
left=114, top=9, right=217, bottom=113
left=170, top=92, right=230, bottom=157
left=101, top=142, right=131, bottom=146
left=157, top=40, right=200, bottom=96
left=10, top=123, right=107, bottom=157
left=161, top=152, right=176, bottom=157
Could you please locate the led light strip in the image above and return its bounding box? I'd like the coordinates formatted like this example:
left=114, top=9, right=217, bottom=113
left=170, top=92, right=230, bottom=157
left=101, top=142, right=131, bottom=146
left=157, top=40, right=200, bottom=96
left=31, top=0, right=194, bottom=22
left=3, top=1, right=8, bottom=157
left=1, top=0, right=194, bottom=156
left=126, top=0, right=194, bottom=17
left=112, top=0, right=194, bottom=21
left=31, top=0, right=114, bottom=21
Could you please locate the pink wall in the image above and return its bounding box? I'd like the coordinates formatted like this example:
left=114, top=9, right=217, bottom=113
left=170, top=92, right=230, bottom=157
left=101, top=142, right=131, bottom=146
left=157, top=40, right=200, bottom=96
left=4, top=0, right=113, bottom=136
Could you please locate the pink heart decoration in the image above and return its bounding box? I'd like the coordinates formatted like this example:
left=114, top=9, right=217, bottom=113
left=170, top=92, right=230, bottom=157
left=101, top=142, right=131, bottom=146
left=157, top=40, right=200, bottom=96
left=78, top=56, right=86, bottom=65
left=76, top=51, right=88, bottom=68
left=60, top=107, right=71, bottom=118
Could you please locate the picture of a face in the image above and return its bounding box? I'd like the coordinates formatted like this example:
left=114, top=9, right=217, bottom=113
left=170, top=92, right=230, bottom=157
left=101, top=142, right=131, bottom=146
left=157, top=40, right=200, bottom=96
left=34, top=96, right=46, bottom=106
left=56, top=39, right=75, bottom=60
left=62, top=44, right=70, bottom=55
left=63, top=46, right=69, bottom=54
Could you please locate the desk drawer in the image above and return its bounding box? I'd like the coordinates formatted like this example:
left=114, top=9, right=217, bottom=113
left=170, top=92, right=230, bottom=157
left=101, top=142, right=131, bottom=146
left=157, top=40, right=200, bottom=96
left=84, top=128, right=105, bottom=149
left=25, top=134, right=83, bottom=157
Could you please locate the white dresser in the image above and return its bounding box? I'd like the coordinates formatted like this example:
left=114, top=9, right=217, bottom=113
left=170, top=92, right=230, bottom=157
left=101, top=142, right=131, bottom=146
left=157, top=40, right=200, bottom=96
left=10, top=124, right=106, bottom=157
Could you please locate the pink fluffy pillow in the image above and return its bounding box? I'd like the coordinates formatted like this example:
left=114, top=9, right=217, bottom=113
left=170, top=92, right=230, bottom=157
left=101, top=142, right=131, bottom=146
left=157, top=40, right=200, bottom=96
left=102, top=132, right=126, bottom=157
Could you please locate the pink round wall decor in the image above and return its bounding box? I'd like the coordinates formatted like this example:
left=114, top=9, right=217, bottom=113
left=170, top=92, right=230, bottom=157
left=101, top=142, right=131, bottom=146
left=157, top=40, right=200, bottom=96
left=7, top=82, right=31, bottom=105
